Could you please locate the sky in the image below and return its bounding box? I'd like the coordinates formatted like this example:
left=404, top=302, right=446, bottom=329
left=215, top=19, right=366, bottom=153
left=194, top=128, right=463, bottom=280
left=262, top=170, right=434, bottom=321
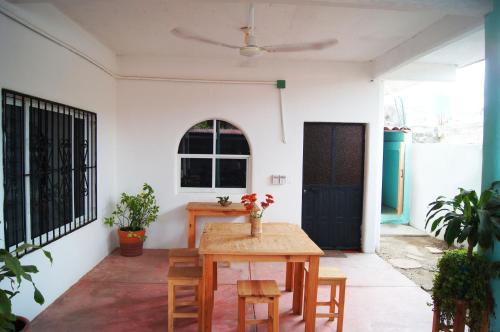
left=384, top=61, right=485, bottom=143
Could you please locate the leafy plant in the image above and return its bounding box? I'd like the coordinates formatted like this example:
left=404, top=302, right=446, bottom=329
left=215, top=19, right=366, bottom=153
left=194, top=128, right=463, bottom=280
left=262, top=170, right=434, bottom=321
left=0, top=244, right=52, bottom=332
left=104, top=183, right=159, bottom=233
left=216, top=196, right=231, bottom=207
left=432, top=249, right=492, bottom=331
left=425, top=181, right=500, bottom=257
left=241, top=193, right=275, bottom=219
left=426, top=182, right=500, bottom=331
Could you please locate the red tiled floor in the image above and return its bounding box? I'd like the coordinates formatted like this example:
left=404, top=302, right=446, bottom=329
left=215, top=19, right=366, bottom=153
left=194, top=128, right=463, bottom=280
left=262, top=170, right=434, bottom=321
left=32, top=249, right=433, bottom=332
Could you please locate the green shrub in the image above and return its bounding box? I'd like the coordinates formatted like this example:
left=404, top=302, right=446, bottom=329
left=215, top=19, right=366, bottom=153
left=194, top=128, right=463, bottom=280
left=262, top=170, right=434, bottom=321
left=432, top=249, right=492, bottom=331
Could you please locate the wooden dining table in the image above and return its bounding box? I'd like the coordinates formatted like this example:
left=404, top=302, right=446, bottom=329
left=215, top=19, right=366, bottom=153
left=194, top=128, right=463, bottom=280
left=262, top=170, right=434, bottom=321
left=199, top=222, right=324, bottom=332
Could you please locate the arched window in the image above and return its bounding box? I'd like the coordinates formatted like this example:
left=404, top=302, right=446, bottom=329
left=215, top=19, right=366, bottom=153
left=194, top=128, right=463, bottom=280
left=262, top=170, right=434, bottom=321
left=178, top=119, right=250, bottom=192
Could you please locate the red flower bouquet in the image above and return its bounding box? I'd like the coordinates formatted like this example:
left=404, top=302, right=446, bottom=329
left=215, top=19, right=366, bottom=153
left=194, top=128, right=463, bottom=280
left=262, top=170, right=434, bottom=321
left=241, top=193, right=275, bottom=219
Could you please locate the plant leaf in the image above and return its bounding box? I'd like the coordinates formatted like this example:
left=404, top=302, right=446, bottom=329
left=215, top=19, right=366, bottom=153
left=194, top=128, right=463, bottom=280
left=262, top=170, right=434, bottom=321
left=42, top=250, right=53, bottom=264
left=33, top=287, right=44, bottom=305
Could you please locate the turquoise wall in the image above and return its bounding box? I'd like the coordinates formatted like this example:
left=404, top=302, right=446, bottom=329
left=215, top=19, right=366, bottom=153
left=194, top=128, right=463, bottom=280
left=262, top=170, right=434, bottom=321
left=483, top=1, right=500, bottom=331
left=381, top=131, right=411, bottom=224
left=382, top=143, right=401, bottom=209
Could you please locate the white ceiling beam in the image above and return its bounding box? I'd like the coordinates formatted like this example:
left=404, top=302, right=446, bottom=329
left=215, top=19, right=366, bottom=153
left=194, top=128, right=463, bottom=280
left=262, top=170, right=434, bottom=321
left=193, top=0, right=493, bottom=17
left=372, top=15, right=484, bottom=78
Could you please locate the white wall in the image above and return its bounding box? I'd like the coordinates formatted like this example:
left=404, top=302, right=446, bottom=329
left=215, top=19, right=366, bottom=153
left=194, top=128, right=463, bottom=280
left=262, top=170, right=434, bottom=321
left=409, top=143, right=482, bottom=232
left=0, top=5, right=117, bottom=319
left=116, top=55, right=384, bottom=253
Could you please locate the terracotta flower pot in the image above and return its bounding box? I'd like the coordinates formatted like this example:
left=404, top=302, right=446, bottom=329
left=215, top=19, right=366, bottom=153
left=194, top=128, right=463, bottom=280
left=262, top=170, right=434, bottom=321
left=432, top=300, right=489, bottom=332
left=15, top=316, right=31, bottom=332
left=118, top=229, right=146, bottom=257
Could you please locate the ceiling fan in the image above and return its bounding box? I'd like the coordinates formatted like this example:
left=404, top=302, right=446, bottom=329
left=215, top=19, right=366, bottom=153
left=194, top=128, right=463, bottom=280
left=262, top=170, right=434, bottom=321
left=171, top=4, right=338, bottom=57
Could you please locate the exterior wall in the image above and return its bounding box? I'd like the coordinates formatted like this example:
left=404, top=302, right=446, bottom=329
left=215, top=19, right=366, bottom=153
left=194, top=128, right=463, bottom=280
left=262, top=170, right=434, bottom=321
left=116, top=56, right=384, bottom=253
left=0, top=7, right=117, bottom=319
left=483, top=1, right=500, bottom=329
left=409, top=143, right=482, bottom=232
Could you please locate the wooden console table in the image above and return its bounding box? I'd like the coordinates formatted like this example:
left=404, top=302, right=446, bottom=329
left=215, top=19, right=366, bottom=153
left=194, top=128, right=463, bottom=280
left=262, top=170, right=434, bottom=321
left=185, top=202, right=250, bottom=248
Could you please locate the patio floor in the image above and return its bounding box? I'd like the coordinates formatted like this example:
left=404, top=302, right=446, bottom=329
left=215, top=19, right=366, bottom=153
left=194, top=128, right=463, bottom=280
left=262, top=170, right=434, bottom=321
left=32, top=249, right=433, bottom=331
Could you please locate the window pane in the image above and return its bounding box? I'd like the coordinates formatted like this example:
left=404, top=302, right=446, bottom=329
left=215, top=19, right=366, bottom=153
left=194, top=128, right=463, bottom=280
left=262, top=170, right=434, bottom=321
left=216, top=120, right=249, bottom=155
left=303, top=123, right=332, bottom=186
left=181, top=158, right=212, bottom=188
left=30, top=106, right=73, bottom=238
left=178, top=120, right=213, bottom=154
left=215, top=159, right=247, bottom=188
left=334, top=125, right=364, bottom=186
left=3, top=102, right=26, bottom=247
left=74, top=118, right=86, bottom=218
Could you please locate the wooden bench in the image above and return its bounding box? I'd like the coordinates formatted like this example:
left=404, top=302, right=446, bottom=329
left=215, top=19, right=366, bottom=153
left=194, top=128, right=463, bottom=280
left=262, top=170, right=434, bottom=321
left=304, top=266, right=346, bottom=332
left=167, top=266, right=203, bottom=332
left=237, top=280, right=280, bottom=332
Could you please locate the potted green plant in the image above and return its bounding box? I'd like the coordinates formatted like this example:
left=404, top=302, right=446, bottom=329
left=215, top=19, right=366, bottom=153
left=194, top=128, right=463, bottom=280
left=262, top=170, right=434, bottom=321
left=216, top=196, right=232, bottom=207
left=0, top=244, right=52, bottom=332
left=426, top=181, right=500, bottom=332
left=104, top=183, right=159, bottom=257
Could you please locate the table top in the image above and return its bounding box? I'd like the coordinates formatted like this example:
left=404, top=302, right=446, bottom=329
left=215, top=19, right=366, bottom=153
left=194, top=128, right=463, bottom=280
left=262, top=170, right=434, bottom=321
left=199, top=223, right=324, bottom=256
left=186, top=202, right=248, bottom=212
left=203, top=222, right=302, bottom=234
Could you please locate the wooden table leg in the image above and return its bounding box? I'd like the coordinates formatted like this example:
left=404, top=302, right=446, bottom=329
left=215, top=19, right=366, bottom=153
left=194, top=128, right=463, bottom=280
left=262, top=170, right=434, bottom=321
left=285, top=262, right=294, bottom=292
left=304, top=256, right=319, bottom=332
left=188, top=212, right=196, bottom=248
left=188, top=211, right=196, bottom=248
left=213, top=262, right=218, bottom=291
left=203, top=255, right=214, bottom=332
left=292, top=262, right=305, bottom=314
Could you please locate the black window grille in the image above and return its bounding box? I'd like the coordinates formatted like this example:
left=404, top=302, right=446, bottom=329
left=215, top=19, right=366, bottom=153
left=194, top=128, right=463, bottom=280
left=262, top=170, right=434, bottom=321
left=2, top=89, right=97, bottom=256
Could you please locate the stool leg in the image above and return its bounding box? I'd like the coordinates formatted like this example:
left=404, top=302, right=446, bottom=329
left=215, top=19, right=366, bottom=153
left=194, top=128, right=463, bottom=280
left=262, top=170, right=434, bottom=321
left=330, top=282, right=337, bottom=321
left=168, top=281, right=174, bottom=332
left=273, top=297, right=280, bottom=332
left=303, top=270, right=309, bottom=321
left=238, top=297, right=246, bottom=332
left=198, top=279, right=203, bottom=332
left=337, top=280, right=346, bottom=332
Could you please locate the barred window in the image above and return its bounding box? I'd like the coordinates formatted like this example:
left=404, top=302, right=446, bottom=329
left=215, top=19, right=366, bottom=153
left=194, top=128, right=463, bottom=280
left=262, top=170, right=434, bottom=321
left=178, top=119, right=250, bottom=193
left=2, top=89, right=97, bottom=256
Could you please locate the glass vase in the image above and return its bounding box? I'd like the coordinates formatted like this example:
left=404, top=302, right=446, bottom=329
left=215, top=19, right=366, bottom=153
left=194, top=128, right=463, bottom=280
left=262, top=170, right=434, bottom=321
left=250, top=217, right=262, bottom=238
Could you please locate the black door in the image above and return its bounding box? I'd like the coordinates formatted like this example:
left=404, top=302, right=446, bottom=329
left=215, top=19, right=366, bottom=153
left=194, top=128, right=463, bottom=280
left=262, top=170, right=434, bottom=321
left=302, top=123, right=365, bottom=249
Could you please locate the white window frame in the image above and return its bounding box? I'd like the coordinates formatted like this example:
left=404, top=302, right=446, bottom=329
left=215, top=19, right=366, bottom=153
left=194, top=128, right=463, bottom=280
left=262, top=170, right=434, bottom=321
left=177, top=119, right=250, bottom=194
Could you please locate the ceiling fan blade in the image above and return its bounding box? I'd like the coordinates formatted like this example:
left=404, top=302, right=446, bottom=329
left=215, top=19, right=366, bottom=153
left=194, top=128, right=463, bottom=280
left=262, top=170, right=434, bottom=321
left=171, top=28, right=240, bottom=49
left=262, top=39, right=338, bottom=53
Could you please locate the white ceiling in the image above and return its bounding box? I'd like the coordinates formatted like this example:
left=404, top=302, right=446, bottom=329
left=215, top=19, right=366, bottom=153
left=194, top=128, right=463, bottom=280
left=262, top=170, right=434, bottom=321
left=6, top=0, right=487, bottom=63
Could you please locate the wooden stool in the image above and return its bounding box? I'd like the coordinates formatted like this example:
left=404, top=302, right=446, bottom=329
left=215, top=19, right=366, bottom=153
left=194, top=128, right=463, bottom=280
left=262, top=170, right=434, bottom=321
left=168, top=248, right=218, bottom=290
left=167, top=266, right=203, bottom=332
left=168, top=248, right=200, bottom=266
left=304, top=266, right=346, bottom=332
left=237, top=280, right=280, bottom=332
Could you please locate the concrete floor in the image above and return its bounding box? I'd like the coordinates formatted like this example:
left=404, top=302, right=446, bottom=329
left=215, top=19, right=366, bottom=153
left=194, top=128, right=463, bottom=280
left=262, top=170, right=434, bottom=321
left=378, top=235, right=449, bottom=293
left=380, top=224, right=428, bottom=237
left=32, top=249, right=433, bottom=332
